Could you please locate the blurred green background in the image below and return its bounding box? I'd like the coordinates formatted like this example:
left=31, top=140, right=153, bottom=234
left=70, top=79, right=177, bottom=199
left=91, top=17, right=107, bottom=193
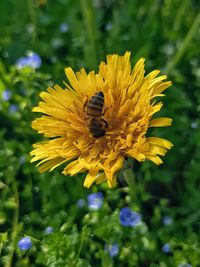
left=0, top=0, right=200, bottom=266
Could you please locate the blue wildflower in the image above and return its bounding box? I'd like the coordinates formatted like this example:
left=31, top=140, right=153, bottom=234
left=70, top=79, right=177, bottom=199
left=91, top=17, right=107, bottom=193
left=17, top=236, right=32, bottom=251
left=44, top=226, right=54, bottom=235
left=191, top=121, right=198, bottom=129
left=26, top=52, right=42, bottom=69
left=16, top=52, right=41, bottom=69
left=77, top=198, right=86, bottom=208
left=162, top=215, right=173, bottom=225
left=2, top=89, right=11, bottom=101
left=60, top=23, right=69, bottom=33
left=119, top=207, right=141, bottom=227
left=178, top=264, right=192, bottom=267
left=51, top=38, right=63, bottom=49
left=9, top=104, right=18, bottom=113
left=87, top=192, right=103, bottom=210
left=19, top=156, right=26, bottom=165
left=105, top=243, right=119, bottom=257
left=16, top=57, right=29, bottom=69
left=162, top=243, right=171, bottom=254
left=105, top=23, right=112, bottom=31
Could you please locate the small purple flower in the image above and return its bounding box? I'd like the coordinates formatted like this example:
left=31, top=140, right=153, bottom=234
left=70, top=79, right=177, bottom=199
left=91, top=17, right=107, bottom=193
left=162, top=215, right=173, bottom=225
left=2, top=89, right=11, bottom=101
left=26, top=52, right=41, bottom=69
left=178, top=264, right=192, bottom=267
left=60, top=23, right=69, bottom=33
left=105, top=243, right=119, bottom=257
left=26, top=23, right=35, bottom=34
left=191, top=121, right=198, bottom=129
left=44, top=226, right=54, bottom=235
left=87, top=192, right=103, bottom=210
left=119, top=207, right=141, bottom=227
left=16, top=57, right=29, bottom=69
left=17, top=236, right=32, bottom=251
left=19, top=156, right=26, bottom=165
left=16, top=52, right=41, bottom=69
left=51, top=38, right=63, bottom=49
left=9, top=104, right=18, bottom=113
left=105, top=23, right=112, bottom=31
left=162, top=243, right=171, bottom=254
left=77, top=198, right=86, bottom=208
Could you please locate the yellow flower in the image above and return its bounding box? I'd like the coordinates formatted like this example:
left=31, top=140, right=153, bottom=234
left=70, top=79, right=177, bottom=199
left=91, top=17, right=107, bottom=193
left=31, top=52, right=173, bottom=188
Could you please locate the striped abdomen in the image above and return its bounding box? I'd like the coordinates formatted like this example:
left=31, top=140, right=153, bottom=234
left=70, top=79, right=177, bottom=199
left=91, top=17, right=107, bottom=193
left=86, top=91, right=104, bottom=117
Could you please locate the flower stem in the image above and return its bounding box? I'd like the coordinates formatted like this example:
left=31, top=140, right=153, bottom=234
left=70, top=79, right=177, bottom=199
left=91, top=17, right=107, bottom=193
left=77, top=226, right=85, bottom=258
left=166, top=11, right=200, bottom=73
left=80, top=0, right=98, bottom=69
left=6, top=180, right=19, bottom=267
left=123, top=167, right=136, bottom=201
left=0, top=61, right=11, bottom=89
left=173, top=0, right=188, bottom=31
left=26, top=0, right=37, bottom=42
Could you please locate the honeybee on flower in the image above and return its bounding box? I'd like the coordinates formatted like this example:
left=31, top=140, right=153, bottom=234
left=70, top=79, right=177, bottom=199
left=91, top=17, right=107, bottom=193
left=31, top=52, right=173, bottom=188
left=84, top=91, right=108, bottom=138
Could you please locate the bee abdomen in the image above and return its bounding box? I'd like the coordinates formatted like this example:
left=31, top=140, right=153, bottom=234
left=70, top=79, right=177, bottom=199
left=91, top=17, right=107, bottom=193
left=86, top=91, right=104, bottom=116
left=89, top=92, right=104, bottom=105
left=87, top=103, right=102, bottom=111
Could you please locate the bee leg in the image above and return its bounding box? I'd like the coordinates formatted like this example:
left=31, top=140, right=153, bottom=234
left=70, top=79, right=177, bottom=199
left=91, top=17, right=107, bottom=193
left=85, top=116, right=92, bottom=127
left=101, top=119, right=108, bottom=128
left=101, top=107, right=109, bottom=116
left=83, top=97, right=88, bottom=113
left=83, top=101, right=88, bottom=113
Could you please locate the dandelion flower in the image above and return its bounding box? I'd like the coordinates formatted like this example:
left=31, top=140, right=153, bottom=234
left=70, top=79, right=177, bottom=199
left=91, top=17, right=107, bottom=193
left=31, top=52, right=173, bottom=188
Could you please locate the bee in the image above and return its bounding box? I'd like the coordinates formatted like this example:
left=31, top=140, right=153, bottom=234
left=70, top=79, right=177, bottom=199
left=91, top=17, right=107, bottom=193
left=84, top=91, right=108, bottom=138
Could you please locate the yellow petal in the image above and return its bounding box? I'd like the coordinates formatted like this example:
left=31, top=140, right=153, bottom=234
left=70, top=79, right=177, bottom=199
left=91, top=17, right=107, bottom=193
left=107, top=175, right=117, bottom=188
left=65, top=67, right=81, bottom=94
left=149, top=118, right=172, bottom=127
left=104, top=156, right=124, bottom=187
left=145, top=153, right=163, bottom=165
left=145, top=70, right=160, bottom=80
left=149, top=145, right=167, bottom=156
left=149, top=102, right=163, bottom=116
left=83, top=167, right=100, bottom=188
left=147, top=137, right=173, bottom=149
left=126, top=150, right=145, bottom=162
left=38, top=158, right=68, bottom=172
left=63, top=160, right=86, bottom=176
left=156, top=81, right=172, bottom=94
left=95, top=172, right=107, bottom=184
